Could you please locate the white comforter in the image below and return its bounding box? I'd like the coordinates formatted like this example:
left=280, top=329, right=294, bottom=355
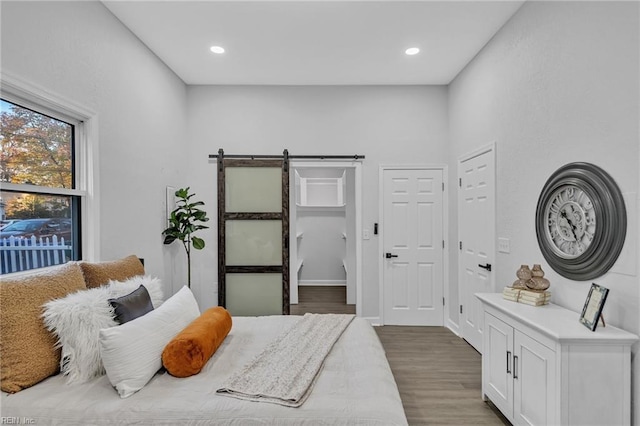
left=1, top=316, right=407, bottom=425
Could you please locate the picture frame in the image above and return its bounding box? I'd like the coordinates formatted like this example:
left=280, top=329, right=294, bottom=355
left=579, top=283, right=609, bottom=331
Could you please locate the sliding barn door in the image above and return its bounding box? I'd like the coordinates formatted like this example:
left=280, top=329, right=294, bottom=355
left=218, top=157, right=289, bottom=315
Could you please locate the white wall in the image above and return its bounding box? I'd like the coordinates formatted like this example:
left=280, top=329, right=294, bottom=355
left=186, top=85, right=449, bottom=316
left=449, top=0, right=639, bottom=420
left=297, top=211, right=346, bottom=284
left=1, top=1, right=189, bottom=296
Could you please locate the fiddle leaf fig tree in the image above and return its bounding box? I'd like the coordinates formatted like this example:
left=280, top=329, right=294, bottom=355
left=162, top=187, right=209, bottom=288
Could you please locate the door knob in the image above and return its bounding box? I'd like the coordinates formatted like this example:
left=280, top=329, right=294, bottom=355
left=478, top=263, right=492, bottom=271
left=385, top=253, right=398, bottom=259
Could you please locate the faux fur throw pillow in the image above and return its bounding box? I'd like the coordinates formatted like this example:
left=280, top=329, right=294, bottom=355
left=42, top=276, right=163, bottom=384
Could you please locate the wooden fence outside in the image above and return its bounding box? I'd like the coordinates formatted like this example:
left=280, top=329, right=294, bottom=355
left=0, top=235, right=72, bottom=275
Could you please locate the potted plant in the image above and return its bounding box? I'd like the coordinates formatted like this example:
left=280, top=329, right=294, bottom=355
left=162, top=187, right=209, bottom=288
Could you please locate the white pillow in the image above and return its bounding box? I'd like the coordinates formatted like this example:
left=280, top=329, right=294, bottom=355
left=42, top=276, right=164, bottom=384
left=99, top=286, right=200, bottom=398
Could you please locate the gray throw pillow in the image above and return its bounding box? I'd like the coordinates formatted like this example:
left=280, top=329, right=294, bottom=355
left=109, top=285, right=154, bottom=324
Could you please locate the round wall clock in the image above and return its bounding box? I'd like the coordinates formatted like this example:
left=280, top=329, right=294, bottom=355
left=535, top=162, right=626, bottom=281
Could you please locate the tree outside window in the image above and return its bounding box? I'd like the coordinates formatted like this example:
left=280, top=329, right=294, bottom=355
left=0, top=98, right=79, bottom=274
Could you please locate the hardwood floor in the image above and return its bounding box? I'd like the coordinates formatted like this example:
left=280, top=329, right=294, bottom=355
left=290, top=285, right=355, bottom=315
left=376, top=326, right=509, bottom=425
left=292, top=286, right=509, bottom=425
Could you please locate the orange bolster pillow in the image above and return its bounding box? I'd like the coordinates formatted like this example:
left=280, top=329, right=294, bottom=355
left=162, top=307, right=232, bottom=378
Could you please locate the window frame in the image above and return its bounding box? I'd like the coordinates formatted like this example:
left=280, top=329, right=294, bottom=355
left=0, top=73, right=100, bottom=274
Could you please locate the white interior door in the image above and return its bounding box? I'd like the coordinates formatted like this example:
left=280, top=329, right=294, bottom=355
left=459, top=147, right=496, bottom=352
left=382, top=168, right=444, bottom=326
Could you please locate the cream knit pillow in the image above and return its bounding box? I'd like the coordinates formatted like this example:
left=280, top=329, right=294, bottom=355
left=0, top=263, right=87, bottom=393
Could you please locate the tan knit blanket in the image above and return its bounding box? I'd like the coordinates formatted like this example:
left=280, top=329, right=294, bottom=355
left=216, top=313, right=355, bottom=407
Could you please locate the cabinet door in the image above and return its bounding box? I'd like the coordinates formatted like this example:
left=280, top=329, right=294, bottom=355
left=483, top=313, right=514, bottom=419
left=513, top=331, right=556, bottom=426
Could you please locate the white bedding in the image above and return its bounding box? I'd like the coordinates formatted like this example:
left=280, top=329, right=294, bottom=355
left=1, top=316, right=407, bottom=425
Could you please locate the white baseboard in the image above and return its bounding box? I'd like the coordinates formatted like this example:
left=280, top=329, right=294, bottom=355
left=362, top=316, right=381, bottom=326
left=446, top=318, right=460, bottom=336
left=299, top=280, right=346, bottom=286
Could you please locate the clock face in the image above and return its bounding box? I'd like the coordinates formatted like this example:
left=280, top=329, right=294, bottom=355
left=535, top=162, right=626, bottom=281
left=544, top=185, right=596, bottom=259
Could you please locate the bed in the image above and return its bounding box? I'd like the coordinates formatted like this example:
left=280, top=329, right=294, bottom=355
left=1, top=315, right=408, bottom=425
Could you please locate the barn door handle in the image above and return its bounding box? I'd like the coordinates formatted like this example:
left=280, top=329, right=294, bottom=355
left=385, top=253, right=398, bottom=259
left=478, top=263, right=492, bottom=271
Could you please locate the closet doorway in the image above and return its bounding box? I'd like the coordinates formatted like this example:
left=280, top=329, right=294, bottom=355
left=289, top=162, right=362, bottom=316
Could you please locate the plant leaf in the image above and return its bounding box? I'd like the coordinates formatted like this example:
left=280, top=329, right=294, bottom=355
left=193, top=211, right=208, bottom=220
left=192, top=237, right=205, bottom=250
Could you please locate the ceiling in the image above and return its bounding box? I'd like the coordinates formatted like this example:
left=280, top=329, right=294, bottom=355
left=103, top=0, right=525, bottom=86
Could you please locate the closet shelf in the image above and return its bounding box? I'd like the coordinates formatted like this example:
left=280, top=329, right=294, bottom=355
left=296, top=204, right=346, bottom=212
left=297, top=172, right=345, bottom=207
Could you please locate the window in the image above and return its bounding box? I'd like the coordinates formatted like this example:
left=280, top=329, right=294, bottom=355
left=0, top=97, right=83, bottom=274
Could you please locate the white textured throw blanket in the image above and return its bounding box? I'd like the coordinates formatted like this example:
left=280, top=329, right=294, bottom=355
left=217, top=313, right=355, bottom=407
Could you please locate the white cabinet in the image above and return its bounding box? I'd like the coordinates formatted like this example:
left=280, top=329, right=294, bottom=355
left=485, top=313, right=556, bottom=424
left=477, top=293, right=638, bottom=426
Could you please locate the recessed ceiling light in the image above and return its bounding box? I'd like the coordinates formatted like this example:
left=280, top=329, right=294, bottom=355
left=210, top=46, right=225, bottom=54
left=405, top=47, right=420, bottom=56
